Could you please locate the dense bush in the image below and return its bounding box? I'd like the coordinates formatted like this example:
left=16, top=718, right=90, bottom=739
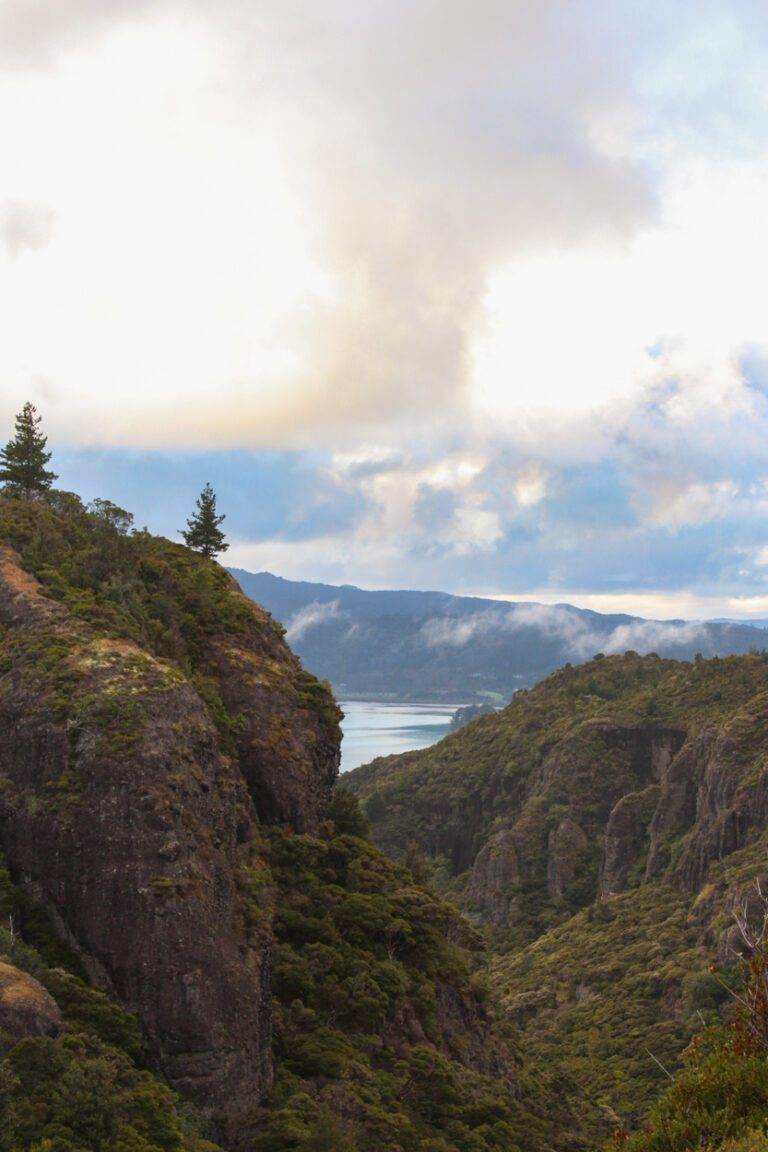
left=0, top=1032, right=217, bottom=1152
left=0, top=493, right=258, bottom=674
left=616, top=901, right=768, bottom=1152
left=0, top=492, right=578, bottom=1150
left=250, top=796, right=579, bottom=1152
left=0, top=922, right=217, bottom=1152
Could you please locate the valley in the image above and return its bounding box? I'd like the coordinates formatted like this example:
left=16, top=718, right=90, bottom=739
left=0, top=492, right=767, bottom=1151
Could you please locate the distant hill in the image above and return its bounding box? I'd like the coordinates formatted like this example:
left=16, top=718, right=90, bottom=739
left=229, top=569, right=768, bottom=702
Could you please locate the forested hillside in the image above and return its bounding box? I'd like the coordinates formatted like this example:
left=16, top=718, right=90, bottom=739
left=347, top=652, right=768, bottom=1141
left=232, top=569, right=766, bottom=703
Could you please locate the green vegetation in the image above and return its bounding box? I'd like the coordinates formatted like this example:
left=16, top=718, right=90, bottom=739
left=492, top=884, right=721, bottom=1143
left=0, top=903, right=218, bottom=1152
left=249, top=791, right=580, bottom=1152
left=348, top=652, right=768, bottom=1142
left=8, top=456, right=768, bottom=1151
left=0, top=402, right=57, bottom=500
left=349, top=652, right=768, bottom=896
left=180, top=482, right=228, bottom=560
left=0, top=493, right=257, bottom=671
left=615, top=909, right=768, bottom=1152
left=0, top=486, right=568, bottom=1150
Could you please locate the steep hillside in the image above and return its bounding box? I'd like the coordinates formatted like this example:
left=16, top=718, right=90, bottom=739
left=0, top=496, right=340, bottom=1132
left=347, top=652, right=768, bottom=1140
left=0, top=493, right=572, bottom=1152
left=231, top=568, right=766, bottom=702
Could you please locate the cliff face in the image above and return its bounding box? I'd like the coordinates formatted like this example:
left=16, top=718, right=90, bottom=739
left=0, top=531, right=340, bottom=1127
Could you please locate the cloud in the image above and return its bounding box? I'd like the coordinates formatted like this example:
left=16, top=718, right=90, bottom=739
left=285, top=599, right=342, bottom=642
left=0, top=0, right=653, bottom=448
left=420, top=604, right=595, bottom=651
left=420, top=601, right=710, bottom=659
left=0, top=1, right=155, bottom=67
left=3, top=201, right=55, bottom=258
left=599, top=618, right=708, bottom=654
left=3, top=4, right=768, bottom=614
left=633, top=477, right=739, bottom=529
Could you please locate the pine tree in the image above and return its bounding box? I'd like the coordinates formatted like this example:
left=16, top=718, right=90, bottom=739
left=180, top=483, right=228, bottom=559
left=0, top=402, right=57, bottom=499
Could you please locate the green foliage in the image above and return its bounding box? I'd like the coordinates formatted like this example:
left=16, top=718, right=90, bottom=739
left=620, top=1036, right=768, bottom=1151
left=180, top=483, right=227, bottom=559
left=255, top=809, right=571, bottom=1152
left=347, top=650, right=768, bottom=1143
left=295, top=671, right=341, bottom=728
left=349, top=653, right=768, bottom=903
left=492, top=884, right=717, bottom=1143
left=325, top=788, right=369, bottom=838
left=0, top=487, right=582, bottom=1151
left=0, top=851, right=85, bottom=976
left=0, top=1032, right=216, bottom=1152
left=40, top=969, right=142, bottom=1061
left=0, top=875, right=217, bottom=1152
left=0, top=494, right=260, bottom=676
left=0, top=403, right=57, bottom=499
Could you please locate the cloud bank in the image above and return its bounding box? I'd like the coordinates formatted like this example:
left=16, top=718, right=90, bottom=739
left=5, top=3, right=768, bottom=614
left=421, top=603, right=711, bottom=660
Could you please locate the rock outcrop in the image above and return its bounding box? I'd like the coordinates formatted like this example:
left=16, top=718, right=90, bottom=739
left=0, top=961, right=62, bottom=1040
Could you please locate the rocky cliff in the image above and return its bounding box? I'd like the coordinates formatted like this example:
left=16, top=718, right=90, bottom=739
left=0, top=522, right=339, bottom=1127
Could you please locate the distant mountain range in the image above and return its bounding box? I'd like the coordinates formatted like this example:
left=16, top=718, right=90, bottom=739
left=229, top=568, right=768, bottom=703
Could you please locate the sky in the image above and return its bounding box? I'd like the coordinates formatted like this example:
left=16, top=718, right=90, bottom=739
left=4, top=1, right=768, bottom=619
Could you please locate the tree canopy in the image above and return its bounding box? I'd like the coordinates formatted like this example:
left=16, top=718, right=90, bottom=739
left=0, top=402, right=57, bottom=499
left=180, top=482, right=228, bottom=559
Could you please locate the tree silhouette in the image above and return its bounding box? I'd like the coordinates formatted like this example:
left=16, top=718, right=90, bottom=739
left=180, top=483, right=228, bottom=558
left=0, top=402, right=57, bottom=499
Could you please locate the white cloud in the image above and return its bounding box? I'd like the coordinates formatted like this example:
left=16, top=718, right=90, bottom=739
left=3, top=201, right=56, bottom=258
left=285, top=599, right=342, bottom=642
left=633, top=477, right=739, bottom=530
left=420, top=601, right=709, bottom=658
left=0, top=1, right=652, bottom=448
left=3, top=3, right=768, bottom=612
left=513, top=465, right=549, bottom=508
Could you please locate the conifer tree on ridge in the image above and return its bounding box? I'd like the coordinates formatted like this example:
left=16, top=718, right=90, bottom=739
left=0, top=402, right=58, bottom=499
left=181, top=482, right=228, bottom=559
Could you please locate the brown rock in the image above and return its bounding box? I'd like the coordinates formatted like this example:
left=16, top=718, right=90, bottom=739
left=0, top=961, right=62, bottom=1040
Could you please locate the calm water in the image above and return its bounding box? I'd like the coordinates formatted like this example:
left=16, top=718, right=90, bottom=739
left=339, top=700, right=456, bottom=772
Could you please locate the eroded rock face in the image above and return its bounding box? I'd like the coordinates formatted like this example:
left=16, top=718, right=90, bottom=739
left=0, top=545, right=340, bottom=1130
left=358, top=665, right=768, bottom=944
left=547, top=817, right=589, bottom=901
left=461, top=723, right=689, bottom=931
left=204, top=584, right=340, bottom=831
left=465, top=829, right=521, bottom=927
left=0, top=961, right=62, bottom=1040
left=601, top=784, right=660, bottom=895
